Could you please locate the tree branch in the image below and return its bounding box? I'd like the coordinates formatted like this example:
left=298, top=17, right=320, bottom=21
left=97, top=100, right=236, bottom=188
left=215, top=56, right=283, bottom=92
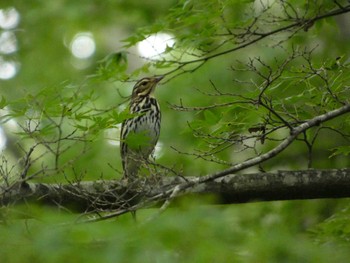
left=2, top=104, right=349, bottom=218
left=162, top=4, right=350, bottom=79
left=196, top=103, right=350, bottom=184
left=2, top=169, right=350, bottom=213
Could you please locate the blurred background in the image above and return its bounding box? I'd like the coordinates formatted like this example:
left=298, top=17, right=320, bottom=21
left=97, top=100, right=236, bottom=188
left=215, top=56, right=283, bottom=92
left=1, top=1, right=350, bottom=262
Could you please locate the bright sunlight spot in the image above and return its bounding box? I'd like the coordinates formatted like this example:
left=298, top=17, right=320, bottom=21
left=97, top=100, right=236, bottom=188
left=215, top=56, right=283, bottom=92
left=105, top=126, right=120, bottom=147
left=0, top=31, right=17, bottom=54
left=0, top=7, right=20, bottom=80
left=0, top=127, right=6, bottom=150
left=0, top=58, right=17, bottom=79
left=153, top=141, right=164, bottom=159
left=0, top=7, right=20, bottom=29
left=0, top=107, right=18, bottom=131
left=70, top=32, right=96, bottom=59
left=137, top=33, right=175, bottom=58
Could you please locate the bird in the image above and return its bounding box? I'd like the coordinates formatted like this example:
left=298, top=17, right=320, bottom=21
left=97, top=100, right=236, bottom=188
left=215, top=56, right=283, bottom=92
left=120, top=76, right=163, bottom=181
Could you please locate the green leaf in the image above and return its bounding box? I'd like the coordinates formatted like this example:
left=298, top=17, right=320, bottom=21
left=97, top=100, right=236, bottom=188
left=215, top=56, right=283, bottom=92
left=93, top=52, right=129, bottom=81
left=116, top=108, right=140, bottom=123
left=204, top=110, right=220, bottom=125
left=124, top=131, right=152, bottom=149
left=329, top=146, right=350, bottom=158
left=74, top=124, right=89, bottom=131
left=0, top=96, right=7, bottom=109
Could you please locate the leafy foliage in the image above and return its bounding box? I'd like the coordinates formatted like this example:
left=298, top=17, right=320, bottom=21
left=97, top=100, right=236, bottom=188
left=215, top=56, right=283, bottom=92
left=1, top=201, right=350, bottom=263
left=1, top=0, right=350, bottom=261
left=311, top=205, right=350, bottom=246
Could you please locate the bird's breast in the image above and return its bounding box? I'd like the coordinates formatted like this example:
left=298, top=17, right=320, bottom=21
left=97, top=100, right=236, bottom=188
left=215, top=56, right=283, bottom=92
left=128, top=97, right=161, bottom=140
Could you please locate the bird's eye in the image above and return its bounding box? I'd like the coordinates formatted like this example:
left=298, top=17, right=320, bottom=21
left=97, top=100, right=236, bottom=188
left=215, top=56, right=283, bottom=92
left=141, top=81, right=148, bottom=86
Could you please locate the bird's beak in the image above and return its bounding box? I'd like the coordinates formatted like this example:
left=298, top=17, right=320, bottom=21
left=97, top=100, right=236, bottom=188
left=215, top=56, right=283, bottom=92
left=154, top=75, right=164, bottom=83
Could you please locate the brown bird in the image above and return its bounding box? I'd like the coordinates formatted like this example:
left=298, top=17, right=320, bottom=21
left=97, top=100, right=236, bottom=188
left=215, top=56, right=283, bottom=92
left=120, top=76, right=163, bottom=180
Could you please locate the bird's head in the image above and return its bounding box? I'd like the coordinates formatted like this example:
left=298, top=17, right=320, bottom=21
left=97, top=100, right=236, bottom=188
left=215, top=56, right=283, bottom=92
left=131, top=76, right=163, bottom=99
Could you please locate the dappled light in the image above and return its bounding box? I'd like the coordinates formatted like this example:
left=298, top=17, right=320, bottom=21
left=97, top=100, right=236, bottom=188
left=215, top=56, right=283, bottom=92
left=0, top=58, right=17, bottom=79
left=0, top=7, right=20, bottom=80
left=0, top=31, right=17, bottom=54
left=0, top=7, right=20, bottom=29
left=154, top=141, right=164, bottom=159
left=0, top=127, right=6, bottom=150
left=137, top=33, right=175, bottom=58
left=105, top=126, right=120, bottom=147
left=70, top=32, right=96, bottom=59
